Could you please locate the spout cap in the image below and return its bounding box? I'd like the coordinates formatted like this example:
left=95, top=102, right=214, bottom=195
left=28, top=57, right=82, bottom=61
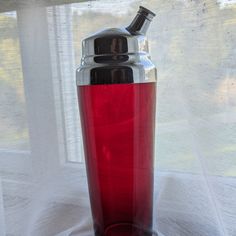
left=126, top=6, right=156, bottom=35
left=138, top=6, right=156, bottom=20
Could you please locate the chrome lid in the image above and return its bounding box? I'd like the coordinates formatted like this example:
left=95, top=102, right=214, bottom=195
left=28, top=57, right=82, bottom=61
left=76, top=6, right=157, bottom=86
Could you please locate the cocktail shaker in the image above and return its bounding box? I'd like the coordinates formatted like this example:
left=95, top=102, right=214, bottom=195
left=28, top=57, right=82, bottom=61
left=77, top=6, right=157, bottom=236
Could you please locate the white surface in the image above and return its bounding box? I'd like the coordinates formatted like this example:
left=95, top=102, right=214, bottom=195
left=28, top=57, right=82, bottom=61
left=0, top=179, right=6, bottom=236
left=0, top=0, right=236, bottom=235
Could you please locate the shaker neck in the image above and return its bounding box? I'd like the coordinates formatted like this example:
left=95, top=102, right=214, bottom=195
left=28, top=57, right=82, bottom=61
left=126, top=6, right=156, bottom=35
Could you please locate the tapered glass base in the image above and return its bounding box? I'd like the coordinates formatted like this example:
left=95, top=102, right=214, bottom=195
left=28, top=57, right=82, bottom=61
left=101, top=223, right=158, bottom=236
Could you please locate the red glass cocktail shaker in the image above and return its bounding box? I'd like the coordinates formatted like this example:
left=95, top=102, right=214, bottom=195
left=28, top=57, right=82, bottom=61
left=77, top=6, right=157, bottom=236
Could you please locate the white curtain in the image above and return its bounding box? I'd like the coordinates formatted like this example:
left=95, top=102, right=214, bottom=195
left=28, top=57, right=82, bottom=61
left=0, top=0, right=236, bottom=235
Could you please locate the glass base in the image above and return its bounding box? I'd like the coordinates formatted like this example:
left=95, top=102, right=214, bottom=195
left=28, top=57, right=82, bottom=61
left=103, top=223, right=158, bottom=236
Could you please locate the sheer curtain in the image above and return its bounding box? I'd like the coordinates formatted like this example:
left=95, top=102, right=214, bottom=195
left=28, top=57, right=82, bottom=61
left=0, top=0, right=236, bottom=235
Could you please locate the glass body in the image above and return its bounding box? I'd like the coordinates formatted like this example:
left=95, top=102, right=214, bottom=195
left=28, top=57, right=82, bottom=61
left=78, top=82, right=156, bottom=236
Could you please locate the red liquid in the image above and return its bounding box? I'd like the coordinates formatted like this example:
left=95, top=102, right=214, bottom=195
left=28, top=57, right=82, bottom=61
left=78, top=83, right=156, bottom=236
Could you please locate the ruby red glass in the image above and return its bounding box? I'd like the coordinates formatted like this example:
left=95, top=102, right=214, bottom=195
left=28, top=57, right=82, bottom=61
left=78, top=83, right=156, bottom=236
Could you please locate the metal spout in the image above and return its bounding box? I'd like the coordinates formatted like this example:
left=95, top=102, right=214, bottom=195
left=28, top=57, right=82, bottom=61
left=126, top=6, right=156, bottom=35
